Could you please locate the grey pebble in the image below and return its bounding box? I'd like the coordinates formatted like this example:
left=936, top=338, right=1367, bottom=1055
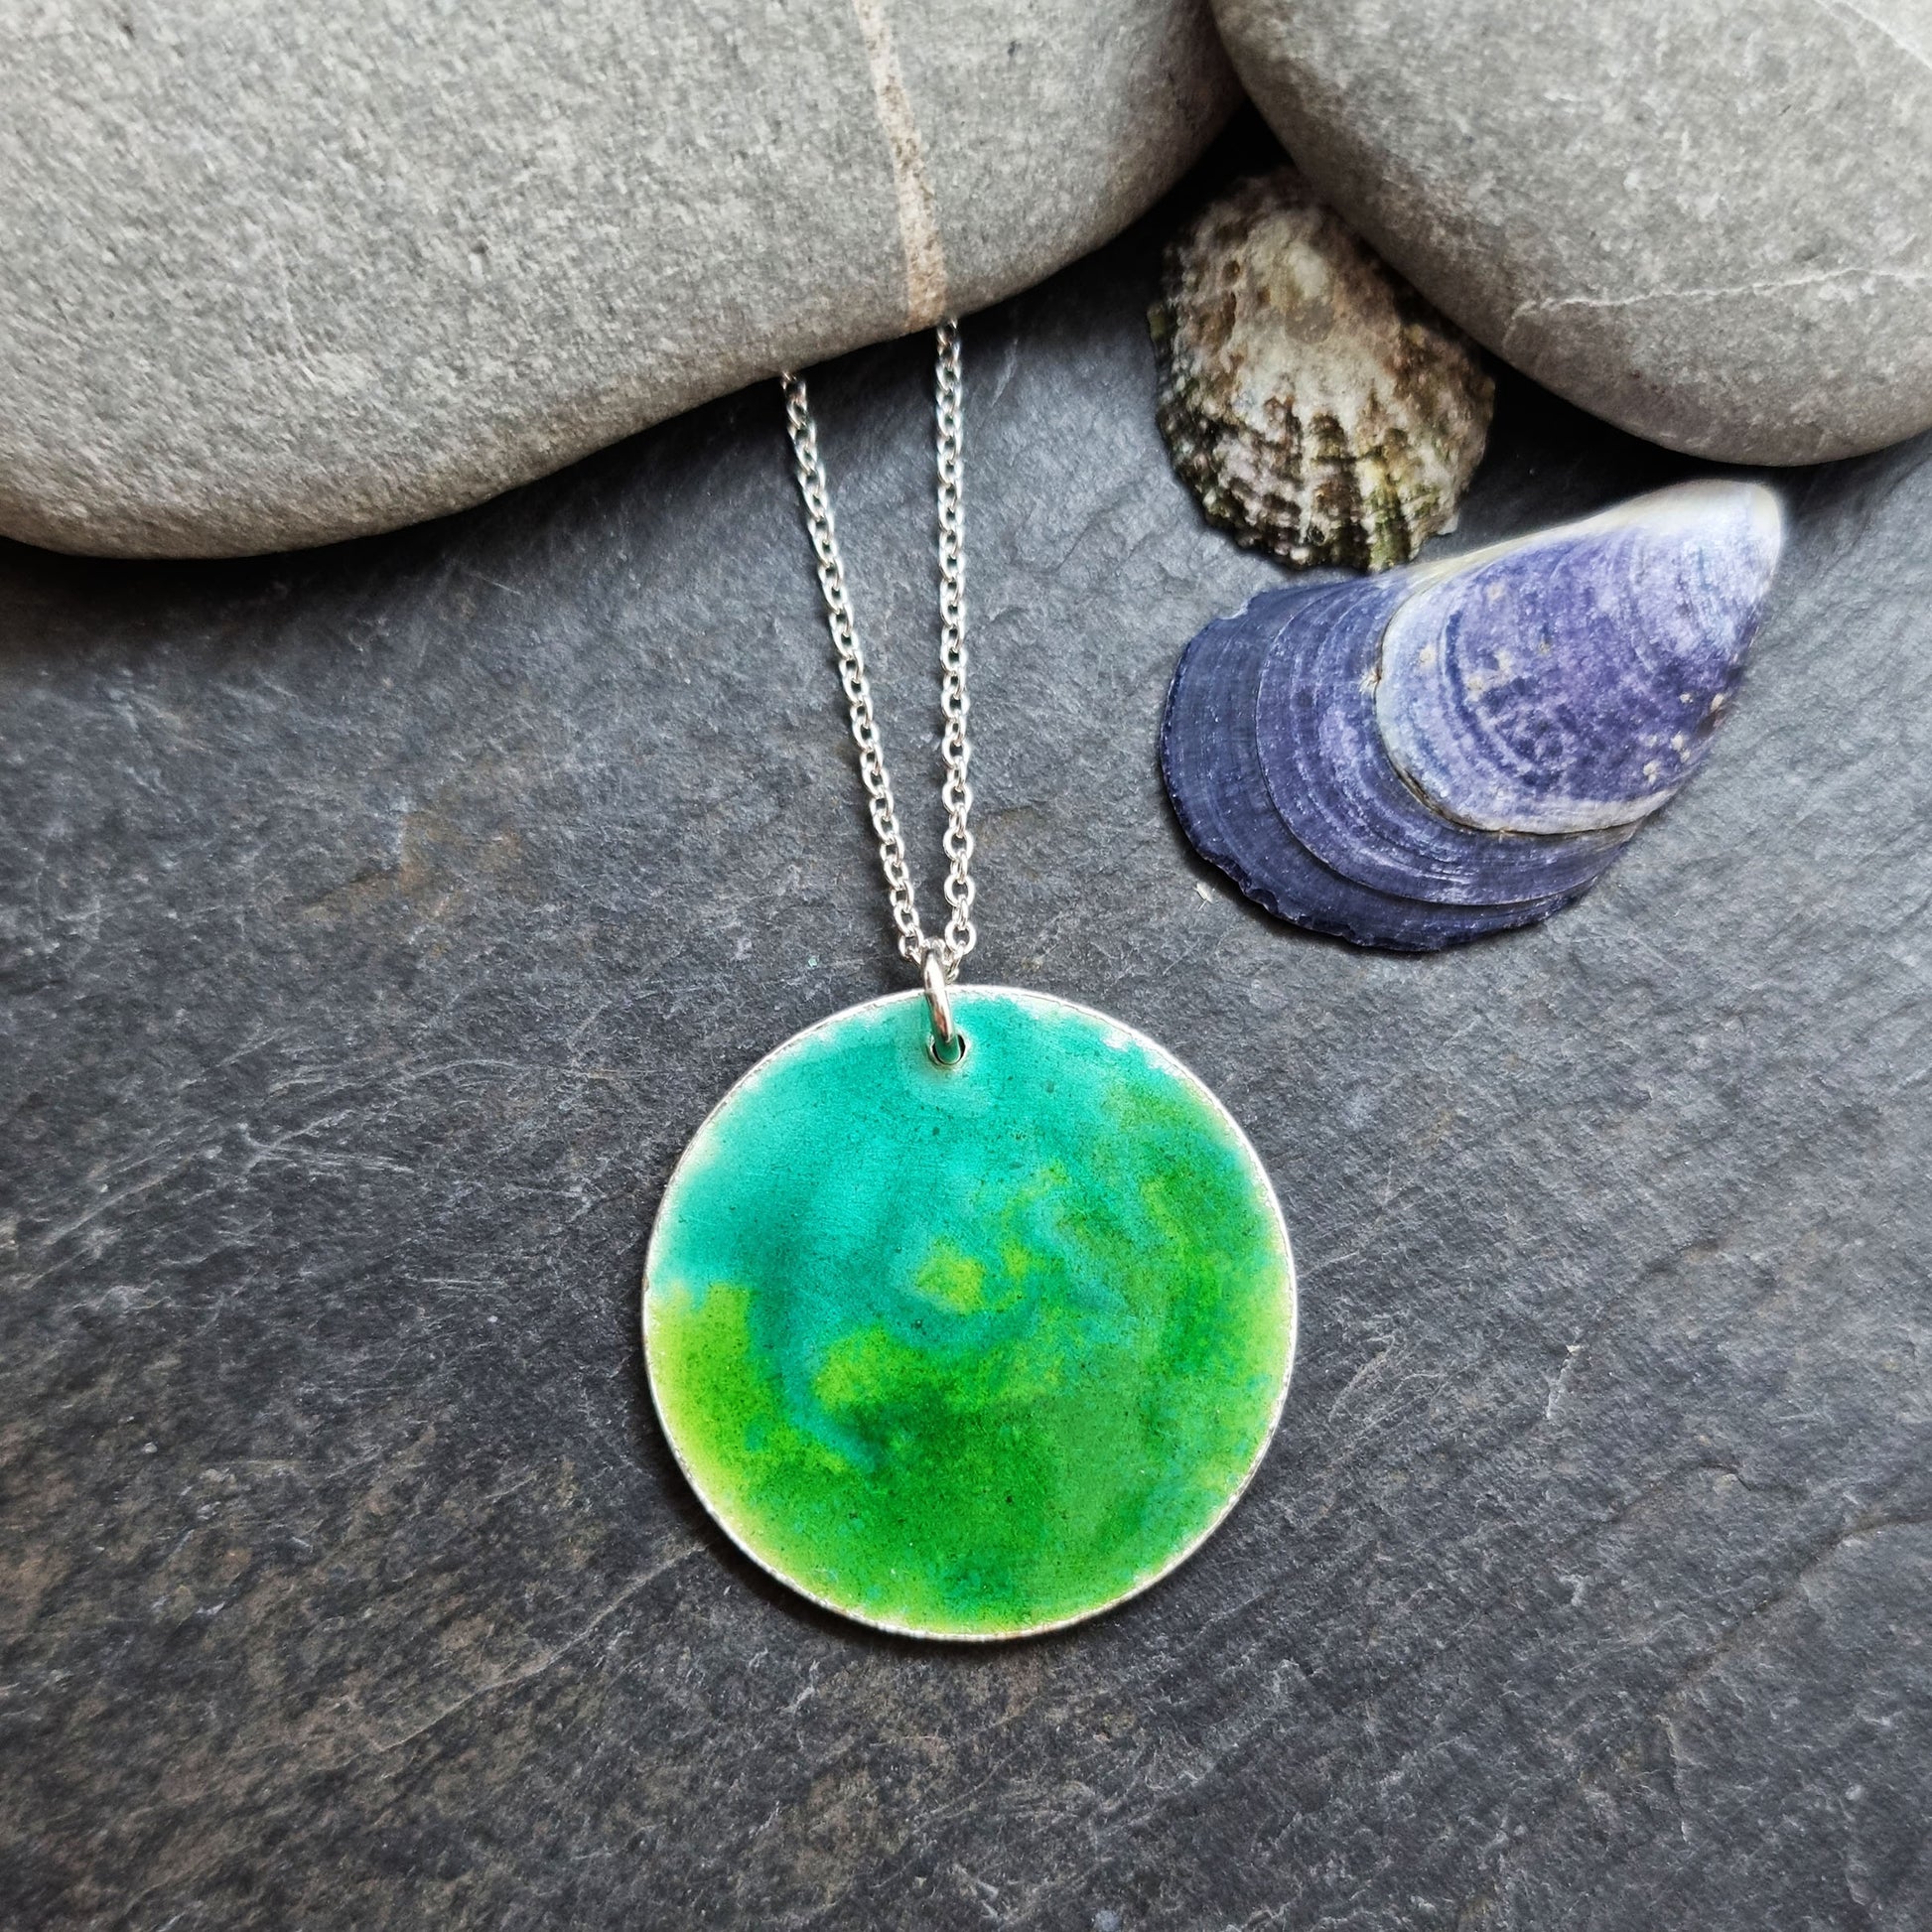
left=1214, top=0, right=1932, bottom=464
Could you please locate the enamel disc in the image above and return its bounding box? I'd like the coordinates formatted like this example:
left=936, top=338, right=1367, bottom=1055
left=642, top=986, right=1297, bottom=1640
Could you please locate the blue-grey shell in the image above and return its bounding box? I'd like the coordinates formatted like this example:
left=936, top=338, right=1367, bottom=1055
left=1161, top=482, right=1784, bottom=950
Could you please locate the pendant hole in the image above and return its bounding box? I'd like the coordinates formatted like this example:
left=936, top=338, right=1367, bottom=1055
left=927, top=1029, right=968, bottom=1069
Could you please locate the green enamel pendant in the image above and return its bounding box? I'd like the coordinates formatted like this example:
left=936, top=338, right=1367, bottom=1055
left=643, top=986, right=1297, bottom=1640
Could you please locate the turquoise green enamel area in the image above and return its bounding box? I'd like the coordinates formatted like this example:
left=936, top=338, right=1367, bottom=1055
left=642, top=987, right=1296, bottom=1639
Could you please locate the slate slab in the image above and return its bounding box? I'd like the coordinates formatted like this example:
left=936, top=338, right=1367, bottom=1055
left=3, top=124, right=1929, bottom=1930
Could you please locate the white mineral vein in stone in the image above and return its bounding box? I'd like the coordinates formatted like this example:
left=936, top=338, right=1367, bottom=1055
left=1215, top=0, right=1932, bottom=463
left=1504, top=266, right=1932, bottom=352
left=850, top=0, right=950, bottom=330
left=0, top=1, right=1239, bottom=554
left=1813, top=0, right=1932, bottom=77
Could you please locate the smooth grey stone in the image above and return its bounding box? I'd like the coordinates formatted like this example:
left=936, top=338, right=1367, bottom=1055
left=0, top=0, right=1234, bottom=559
left=2, top=126, right=1928, bottom=1930
left=1213, top=0, right=1932, bottom=465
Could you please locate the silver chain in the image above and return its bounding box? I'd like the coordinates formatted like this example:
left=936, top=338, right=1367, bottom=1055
left=780, top=320, right=977, bottom=987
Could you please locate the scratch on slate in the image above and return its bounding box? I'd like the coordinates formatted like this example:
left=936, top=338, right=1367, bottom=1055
left=366, top=1544, right=700, bottom=1756
left=1544, top=1340, right=1584, bottom=1421
left=850, top=0, right=948, bottom=330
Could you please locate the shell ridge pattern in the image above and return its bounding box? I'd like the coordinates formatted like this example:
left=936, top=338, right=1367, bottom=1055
left=1163, top=480, right=1785, bottom=947
left=1377, top=484, right=1783, bottom=835
left=1160, top=604, right=1573, bottom=950
left=1253, top=577, right=1631, bottom=905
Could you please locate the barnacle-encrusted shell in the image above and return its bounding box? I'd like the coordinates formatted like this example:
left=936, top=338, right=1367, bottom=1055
left=1161, top=482, right=1785, bottom=950
left=1151, top=169, right=1494, bottom=573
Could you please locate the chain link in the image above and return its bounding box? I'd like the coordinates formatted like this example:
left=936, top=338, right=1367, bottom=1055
left=780, top=320, right=977, bottom=979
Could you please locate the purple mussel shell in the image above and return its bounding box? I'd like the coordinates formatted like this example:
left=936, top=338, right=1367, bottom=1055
left=1161, top=590, right=1578, bottom=952
left=1161, top=481, right=1783, bottom=950
left=1376, top=482, right=1784, bottom=834
left=1254, top=577, right=1635, bottom=905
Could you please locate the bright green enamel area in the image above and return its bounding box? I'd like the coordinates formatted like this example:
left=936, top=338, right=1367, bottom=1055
left=643, top=989, right=1295, bottom=1638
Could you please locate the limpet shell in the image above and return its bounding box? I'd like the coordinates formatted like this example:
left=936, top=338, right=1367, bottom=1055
left=1151, top=169, right=1494, bottom=574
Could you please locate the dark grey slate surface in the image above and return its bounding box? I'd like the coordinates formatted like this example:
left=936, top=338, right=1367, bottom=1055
left=4, top=129, right=1929, bottom=1929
